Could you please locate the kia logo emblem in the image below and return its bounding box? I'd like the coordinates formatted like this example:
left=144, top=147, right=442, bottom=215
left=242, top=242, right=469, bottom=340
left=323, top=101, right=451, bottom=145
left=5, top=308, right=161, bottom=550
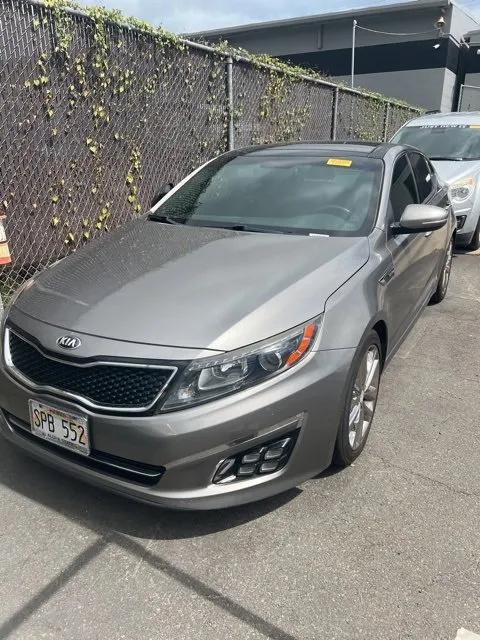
left=57, top=336, right=82, bottom=350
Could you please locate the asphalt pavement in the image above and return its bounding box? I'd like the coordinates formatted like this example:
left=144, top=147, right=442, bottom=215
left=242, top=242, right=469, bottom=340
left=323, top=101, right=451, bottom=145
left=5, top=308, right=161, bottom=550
left=0, top=253, right=479, bottom=640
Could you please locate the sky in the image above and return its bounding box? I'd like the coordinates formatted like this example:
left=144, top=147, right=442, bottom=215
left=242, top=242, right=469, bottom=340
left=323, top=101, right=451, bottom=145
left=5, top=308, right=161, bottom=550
left=81, top=0, right=480, bottom=35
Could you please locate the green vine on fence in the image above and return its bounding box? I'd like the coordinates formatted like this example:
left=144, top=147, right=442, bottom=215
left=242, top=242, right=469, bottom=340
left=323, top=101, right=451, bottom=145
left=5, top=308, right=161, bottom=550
left=10, top=0, right=422, bottom=261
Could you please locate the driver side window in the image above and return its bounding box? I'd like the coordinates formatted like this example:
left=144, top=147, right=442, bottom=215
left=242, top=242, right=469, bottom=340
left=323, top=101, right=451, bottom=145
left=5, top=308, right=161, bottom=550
left=409, top=152, right=434, bottom=203
left=389, top=155, right=419, bottom=223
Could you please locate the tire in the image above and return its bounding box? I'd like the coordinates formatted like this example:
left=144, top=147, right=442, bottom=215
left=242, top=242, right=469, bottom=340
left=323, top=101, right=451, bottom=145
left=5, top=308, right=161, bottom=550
left=333, top=330, right=382, bottom=467
left=467, top=215, right=480, bottom=252
left=430, top=236, right=453, bottom=305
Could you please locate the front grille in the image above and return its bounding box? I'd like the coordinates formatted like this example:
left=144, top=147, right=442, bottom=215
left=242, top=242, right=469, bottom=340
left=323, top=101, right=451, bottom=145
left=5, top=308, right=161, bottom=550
left=6, top=329, right=176, bottom=411
left=4, top=412, right=165, bottom=486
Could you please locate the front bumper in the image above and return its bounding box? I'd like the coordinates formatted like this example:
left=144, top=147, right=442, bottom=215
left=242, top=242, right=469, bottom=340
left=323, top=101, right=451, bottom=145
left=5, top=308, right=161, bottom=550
left=454, top=209, right=479, bottom=246
left=0, top=347, right=355, bottom=510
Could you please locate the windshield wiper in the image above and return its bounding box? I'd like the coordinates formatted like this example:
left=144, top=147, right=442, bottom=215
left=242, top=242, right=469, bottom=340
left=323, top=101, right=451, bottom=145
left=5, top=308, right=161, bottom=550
left=149, top=216, right=298, bottom=234
left=197, top=222, right=294, bottom=234
left=429, top=156, right=465, bottom=161
left=148, top=213, right=182, bottom=224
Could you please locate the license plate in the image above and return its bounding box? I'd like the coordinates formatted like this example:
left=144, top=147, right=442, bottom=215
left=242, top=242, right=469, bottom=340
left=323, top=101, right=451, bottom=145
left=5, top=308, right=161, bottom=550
left=28, top=400, right=90, bottom=456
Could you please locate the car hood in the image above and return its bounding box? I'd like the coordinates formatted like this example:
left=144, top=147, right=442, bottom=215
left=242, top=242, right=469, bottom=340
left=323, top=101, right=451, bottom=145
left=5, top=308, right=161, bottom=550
left=13, top=219, right=370, bottom=352
left=430, top=159, right=480, bottom=185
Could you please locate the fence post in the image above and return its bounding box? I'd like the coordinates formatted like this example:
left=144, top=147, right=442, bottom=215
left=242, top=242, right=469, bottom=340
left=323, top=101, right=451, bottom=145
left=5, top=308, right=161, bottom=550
left=226, top=56, right=234, bottom=151
left=348, top=94, right=355, bottom=139
left=383, top=103, right=391, bottom=142
left=331, top=87, right=339, bottom=141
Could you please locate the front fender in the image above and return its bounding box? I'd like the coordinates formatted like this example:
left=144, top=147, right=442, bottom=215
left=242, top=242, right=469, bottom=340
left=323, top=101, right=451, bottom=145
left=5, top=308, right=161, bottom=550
left=318, top=243, right=388, bottom=354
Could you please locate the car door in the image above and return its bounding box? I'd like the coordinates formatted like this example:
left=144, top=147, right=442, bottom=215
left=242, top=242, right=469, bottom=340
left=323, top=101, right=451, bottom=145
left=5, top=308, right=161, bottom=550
left=407, top=151, right=449, bottom=282
left=383, top=154, right=435, bottom=346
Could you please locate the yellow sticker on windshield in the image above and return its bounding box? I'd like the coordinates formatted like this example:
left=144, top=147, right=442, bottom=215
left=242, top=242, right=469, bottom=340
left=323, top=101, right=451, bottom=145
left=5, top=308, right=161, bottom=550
left=327, top=158, right=352, bottom=167
left=470, top=125, right=480, bottom=129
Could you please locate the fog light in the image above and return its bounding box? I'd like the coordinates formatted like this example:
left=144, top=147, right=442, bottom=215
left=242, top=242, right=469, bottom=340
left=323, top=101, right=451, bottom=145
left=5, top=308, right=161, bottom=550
left=242, top=452, right=261, bottom=464
left=212, top=429, right=299, bottom=484
left=238, top=464, right=256, bottom=476
left=456, top=215, right=467, bottom=230
left=264, top=448, right=282, bottom=460
left=264, top=438, right=291, bottom=460
left=259, top=461, right=279, bottom=474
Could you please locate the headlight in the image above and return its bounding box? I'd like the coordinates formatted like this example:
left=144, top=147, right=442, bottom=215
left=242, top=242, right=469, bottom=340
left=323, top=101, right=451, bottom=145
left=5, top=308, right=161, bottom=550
left=162, top=316, right=323, bottom=410
left=450, top=177, right=475, bottom=202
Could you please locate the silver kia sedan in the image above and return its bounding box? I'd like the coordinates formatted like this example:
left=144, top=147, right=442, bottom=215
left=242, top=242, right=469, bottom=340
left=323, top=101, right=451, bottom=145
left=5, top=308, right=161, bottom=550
left=0, top=142, right=455, bottom=510
left=391, top=111, right=480, bottom=250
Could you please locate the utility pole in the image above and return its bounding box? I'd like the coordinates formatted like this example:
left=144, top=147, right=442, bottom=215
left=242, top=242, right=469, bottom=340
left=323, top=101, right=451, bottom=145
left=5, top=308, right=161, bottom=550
left=351, top=19, right=357, bottom=89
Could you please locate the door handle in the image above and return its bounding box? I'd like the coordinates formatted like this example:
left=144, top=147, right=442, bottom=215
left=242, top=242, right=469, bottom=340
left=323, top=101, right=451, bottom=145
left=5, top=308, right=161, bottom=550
left=425, top=231, right=433, bottom=237
left=379, top=266, right=395, bottom=285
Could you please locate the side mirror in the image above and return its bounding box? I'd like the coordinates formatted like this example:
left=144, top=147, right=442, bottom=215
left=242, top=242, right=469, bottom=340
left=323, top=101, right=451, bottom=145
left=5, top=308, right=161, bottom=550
left=151, top=182, right=174, bottom=208
left=392, top=204, right=448, bottom=234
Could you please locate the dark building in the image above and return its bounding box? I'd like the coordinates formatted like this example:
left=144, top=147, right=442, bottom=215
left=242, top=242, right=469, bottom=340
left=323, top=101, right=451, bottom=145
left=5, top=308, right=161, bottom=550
left=186, top=0, right=480, bottom=112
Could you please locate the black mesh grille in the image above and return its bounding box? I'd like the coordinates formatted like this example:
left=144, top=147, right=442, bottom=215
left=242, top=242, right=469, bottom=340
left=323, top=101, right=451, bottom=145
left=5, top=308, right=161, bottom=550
left=8, top=331, right=175, bottom=410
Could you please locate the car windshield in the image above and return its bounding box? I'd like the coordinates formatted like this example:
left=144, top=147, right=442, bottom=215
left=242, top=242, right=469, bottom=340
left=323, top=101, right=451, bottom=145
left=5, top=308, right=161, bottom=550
left=392, top=124, right=480, bottom=161
left=150, top=153, right=383, bottom=237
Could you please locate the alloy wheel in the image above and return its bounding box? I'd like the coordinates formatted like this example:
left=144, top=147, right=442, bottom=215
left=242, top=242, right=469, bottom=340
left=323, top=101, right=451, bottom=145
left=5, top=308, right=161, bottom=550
left=440, top=240, right=453, bottom=296
left=348, top=345, right=381, bottom=451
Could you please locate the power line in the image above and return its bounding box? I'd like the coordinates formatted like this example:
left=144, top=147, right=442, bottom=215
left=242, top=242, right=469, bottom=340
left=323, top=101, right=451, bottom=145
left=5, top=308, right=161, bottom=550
left=356, top=24, right=439, bottom=37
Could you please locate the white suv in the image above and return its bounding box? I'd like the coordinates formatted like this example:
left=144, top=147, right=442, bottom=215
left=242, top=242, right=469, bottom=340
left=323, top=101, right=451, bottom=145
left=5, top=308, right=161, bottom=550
left=391, top=111, right=480, bottom=250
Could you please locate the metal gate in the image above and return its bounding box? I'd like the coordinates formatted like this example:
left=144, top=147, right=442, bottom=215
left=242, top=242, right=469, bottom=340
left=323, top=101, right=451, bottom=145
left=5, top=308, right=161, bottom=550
left=458, top=85, right=480, bottom=111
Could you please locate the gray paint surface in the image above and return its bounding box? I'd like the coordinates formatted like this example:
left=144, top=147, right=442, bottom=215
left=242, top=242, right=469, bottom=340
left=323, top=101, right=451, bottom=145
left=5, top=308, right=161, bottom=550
left=0, top=142, right=455, bottom=511
left=441, top=68, right=458, bottom=113
left=205, top=8, right=449, bottom=57
left=0, top=255, right=479, bottom=639
left=12, top=221, right=369, bottom=352
left=334, top=68, right=446, bottom=110
left=186, top=0, right=452, bottom=45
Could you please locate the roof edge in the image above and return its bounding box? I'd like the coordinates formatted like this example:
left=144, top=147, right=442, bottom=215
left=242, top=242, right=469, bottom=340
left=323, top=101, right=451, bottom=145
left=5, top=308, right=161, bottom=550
left=184, top=0, right=451, bottom=38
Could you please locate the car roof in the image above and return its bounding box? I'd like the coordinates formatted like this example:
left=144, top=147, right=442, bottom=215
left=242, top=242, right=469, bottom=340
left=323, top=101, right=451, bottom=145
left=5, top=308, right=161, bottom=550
left=234, top=141, right=394, bottom=159
left=403, top=111, right=480, bottom=127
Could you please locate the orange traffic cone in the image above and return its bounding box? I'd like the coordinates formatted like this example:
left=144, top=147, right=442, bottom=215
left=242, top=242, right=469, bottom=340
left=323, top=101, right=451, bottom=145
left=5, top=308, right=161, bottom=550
left=0, top=214, right=11, bottom=265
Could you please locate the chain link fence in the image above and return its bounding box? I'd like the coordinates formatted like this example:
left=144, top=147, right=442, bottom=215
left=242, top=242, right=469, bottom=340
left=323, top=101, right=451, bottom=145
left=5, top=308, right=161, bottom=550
left=0, top=0, right=421, bottom=302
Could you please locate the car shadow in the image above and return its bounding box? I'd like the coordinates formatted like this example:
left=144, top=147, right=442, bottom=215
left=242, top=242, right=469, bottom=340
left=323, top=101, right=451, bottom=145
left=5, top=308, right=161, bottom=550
left=313, top=465, right=343, bottom=480
left=0, top=439, right=301, bottom=540
left=454, top=247, right=479, bottom=257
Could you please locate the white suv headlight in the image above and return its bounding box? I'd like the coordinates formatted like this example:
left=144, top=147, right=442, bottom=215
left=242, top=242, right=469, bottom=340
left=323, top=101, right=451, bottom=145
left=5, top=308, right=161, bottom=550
left=450, top=177, right=475, bottom=202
